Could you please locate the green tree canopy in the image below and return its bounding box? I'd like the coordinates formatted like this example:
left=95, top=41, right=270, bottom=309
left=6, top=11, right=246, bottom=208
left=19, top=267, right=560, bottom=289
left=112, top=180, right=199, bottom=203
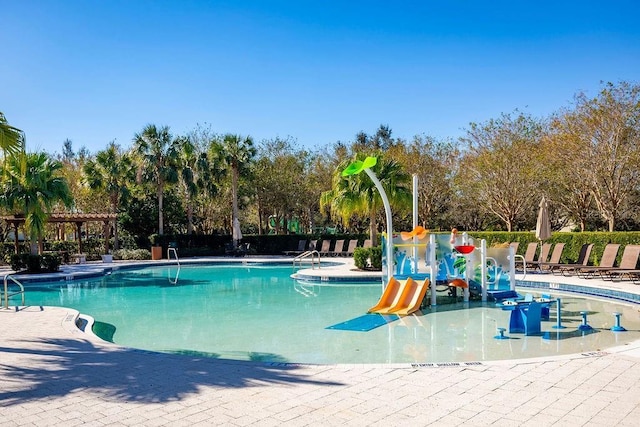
left=133, top=124, right=179, bottom=235
left=321, top=153, right=411, bottom=245
left=1, top=151, right=73, bottom=253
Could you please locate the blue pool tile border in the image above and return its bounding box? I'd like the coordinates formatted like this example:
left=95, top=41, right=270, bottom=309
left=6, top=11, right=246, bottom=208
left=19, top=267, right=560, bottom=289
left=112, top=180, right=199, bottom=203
left=516, top=279, right=640, bottom=304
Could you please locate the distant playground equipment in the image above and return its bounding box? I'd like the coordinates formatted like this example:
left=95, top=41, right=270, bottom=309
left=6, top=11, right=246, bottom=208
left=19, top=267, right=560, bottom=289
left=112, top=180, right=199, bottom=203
left=340, top=155, right=518, bottom=316
left=268, top=215, right=301, bottom=234
left=328, top=155, right=625, bottom=342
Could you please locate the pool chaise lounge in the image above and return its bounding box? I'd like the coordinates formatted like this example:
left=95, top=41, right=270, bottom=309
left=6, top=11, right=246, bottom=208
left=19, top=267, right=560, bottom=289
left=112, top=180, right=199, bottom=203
left=577, top=244, right=640, bottom=279
left=525, top=243, right=552, bottom=272
left=534, top=242, right=565, bottom=272
left=543, top=243, right=594, bottom=275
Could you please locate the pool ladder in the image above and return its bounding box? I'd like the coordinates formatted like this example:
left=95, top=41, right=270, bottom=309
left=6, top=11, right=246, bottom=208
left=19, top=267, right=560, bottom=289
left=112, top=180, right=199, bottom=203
left=167, top=248, right=180, bottom=284
left=293, top=250, right=320, bottom=270
left=3, top=273, right=25, bottom=309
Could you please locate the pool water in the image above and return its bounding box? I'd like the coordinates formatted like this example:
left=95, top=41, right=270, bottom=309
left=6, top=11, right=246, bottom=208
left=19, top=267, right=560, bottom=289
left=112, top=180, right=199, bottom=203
left=18, top=265, right=640, bottom=364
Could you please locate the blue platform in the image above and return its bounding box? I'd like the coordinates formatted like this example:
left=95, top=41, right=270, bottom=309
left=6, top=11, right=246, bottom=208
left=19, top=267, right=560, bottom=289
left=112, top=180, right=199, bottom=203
left=326, top=314, right=399, bottom=332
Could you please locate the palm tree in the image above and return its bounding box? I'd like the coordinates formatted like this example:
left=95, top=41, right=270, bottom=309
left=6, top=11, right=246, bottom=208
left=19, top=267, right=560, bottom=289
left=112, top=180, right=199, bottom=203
left=320, top=154, right=411, bottom=245
left=175, top=136, right=217, bottom=234
left=83, top=142, right=133, bottom=250
left=1, top=151, right=73, bottom=254
left=133, top=124, right=179, bottom=235
left=211, top=134, right=256, bottom=247
left=0, top=112, right=25, bottom=155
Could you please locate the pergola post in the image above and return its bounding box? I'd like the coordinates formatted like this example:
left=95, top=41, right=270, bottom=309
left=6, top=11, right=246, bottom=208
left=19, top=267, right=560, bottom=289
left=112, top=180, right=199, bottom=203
left=13, top=221, right=19, bottom=254
left=76, top=221, right=84, bottom=254
left=103, top=220, right=110, bottom=254
left=1, top=213, right=117, bottom=258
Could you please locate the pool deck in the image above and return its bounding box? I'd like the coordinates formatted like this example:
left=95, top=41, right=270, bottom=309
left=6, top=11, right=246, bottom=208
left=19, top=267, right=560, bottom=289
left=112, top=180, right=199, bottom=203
left=2, top=258, right=640, bottom=426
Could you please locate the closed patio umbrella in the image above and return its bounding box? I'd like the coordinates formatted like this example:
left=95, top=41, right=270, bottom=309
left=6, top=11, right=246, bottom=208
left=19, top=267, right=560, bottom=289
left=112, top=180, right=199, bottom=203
left=535, top=197, right=551, bottom=241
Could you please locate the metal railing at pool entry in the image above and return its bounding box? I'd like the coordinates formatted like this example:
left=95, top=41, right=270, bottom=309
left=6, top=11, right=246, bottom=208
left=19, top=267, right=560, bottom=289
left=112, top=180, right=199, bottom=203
left=167, top=247, right=180, bottom=265
left=167, top=248, right=180, bottom=284
left=293, top=250, right=320, bottom=270
left=3, top=273, right=25, bottom=309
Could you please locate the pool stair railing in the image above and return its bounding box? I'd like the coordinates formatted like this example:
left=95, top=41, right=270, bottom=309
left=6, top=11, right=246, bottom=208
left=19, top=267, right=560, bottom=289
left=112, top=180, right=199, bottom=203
left=3, top=273, right=25, bottom=309
left=167, top=247, right=180, bottom=265
left=293, top=250, right=320, bottom=269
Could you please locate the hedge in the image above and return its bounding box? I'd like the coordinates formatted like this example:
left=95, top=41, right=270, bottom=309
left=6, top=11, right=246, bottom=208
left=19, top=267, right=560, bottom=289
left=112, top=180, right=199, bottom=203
left=468, top=231, right=640, bottom=267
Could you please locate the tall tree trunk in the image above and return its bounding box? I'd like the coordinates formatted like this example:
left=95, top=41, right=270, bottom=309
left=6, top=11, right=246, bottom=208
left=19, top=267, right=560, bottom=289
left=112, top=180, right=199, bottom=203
left=186, top=192, right=194, bottom=234
left=257, top=198, right=264, bottom=235
left=111, top=195, right=119, bottom=251
left=29, top=237, right=39, bottom=255
left=231, top=165, right=239, bottom=247
left=157, top=179, right=164, bottom=235
left=369, top=210, right=378, bottom=246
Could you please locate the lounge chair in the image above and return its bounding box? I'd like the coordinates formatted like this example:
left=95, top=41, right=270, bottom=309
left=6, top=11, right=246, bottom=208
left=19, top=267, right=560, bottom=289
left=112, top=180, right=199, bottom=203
left=225, top=242, right=249, bottom=257
left=536, top=243, right=565, bottom=272
left=284, top=239, right=307, bottom=256
left=362, top=239, right=373, bottom=249
left=318, top=240, right=331, bottom=256
left=515, top=242, right=538, bottom=272
left=509, top=242, right=519, bottom=254
left=575, top=243, right=620, bottom=279
left=524, top=243, right=552, bottom=272
left=341, top=240, right=358, bottom=257
left=330, top=240, right=345, bottom=257
left=597, top=245, right=640, bottom=281
left=309, top=239, right=318, bottom=251
left=546, top=243, right=594, bottom=276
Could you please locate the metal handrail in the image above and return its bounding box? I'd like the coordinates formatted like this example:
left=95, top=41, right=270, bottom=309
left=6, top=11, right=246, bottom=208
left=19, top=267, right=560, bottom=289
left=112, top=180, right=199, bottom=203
left=167, top=248, right=180, bottom=284
left=514, top=254, right=527, bottom=279
left=293, top=250, right=321, bottom=270
left=167, top=247, right=180, bottom=265
left=3, top=274, right=25, bottom=309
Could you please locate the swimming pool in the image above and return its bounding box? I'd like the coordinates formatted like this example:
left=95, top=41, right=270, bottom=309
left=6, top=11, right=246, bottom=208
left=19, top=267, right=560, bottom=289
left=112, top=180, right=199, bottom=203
left=16, top=264, right=640, bottom=364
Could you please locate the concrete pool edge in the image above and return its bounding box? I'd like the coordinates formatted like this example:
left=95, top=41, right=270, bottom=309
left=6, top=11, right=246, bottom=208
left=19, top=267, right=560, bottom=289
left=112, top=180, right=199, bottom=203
left=4, top=257, right=640, bottom=367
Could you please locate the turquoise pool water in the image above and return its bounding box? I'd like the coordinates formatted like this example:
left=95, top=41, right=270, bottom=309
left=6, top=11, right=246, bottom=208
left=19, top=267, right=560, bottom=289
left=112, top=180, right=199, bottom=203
left=16, top=264, right=640, bottom=364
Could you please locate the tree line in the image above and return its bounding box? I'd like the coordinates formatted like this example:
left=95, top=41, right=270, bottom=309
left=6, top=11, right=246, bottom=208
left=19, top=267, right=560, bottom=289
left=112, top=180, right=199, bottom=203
left=1, top=81, right=639, bottom=251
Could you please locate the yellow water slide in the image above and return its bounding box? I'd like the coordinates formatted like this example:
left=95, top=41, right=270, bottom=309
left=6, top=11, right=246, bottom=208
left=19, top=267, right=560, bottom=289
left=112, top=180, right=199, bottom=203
left=368, top=277, right=430, bottom=316
left=368, top=277, right=403, bottom=313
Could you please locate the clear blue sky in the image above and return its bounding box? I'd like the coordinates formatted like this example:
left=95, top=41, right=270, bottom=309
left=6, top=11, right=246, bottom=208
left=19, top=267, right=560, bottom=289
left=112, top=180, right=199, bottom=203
left=2, top=0, right=639, bottom=155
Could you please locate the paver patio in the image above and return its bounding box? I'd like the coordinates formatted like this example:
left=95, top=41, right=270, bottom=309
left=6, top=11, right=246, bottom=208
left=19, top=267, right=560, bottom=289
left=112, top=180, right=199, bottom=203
left=1, top=260, right=640, bottom=426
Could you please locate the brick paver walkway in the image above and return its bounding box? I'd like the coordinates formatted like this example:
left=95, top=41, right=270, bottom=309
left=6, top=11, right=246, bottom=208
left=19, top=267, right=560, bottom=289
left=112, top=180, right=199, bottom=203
left=2, top=260, right=640, bottom=426
left=2, top=305, right=640, bottom=426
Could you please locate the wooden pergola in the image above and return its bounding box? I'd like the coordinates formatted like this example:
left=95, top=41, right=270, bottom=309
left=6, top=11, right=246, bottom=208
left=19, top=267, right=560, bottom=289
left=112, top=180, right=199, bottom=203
left=1, top=213, right=117, bottom=254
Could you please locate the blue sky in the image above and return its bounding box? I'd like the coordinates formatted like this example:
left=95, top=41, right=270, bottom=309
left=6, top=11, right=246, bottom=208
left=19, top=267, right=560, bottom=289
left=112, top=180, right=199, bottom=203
left=2, top=0, right=639, bottom=155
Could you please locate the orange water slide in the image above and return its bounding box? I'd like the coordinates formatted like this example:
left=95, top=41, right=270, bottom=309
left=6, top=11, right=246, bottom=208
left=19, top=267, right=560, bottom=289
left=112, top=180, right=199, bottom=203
left=388, top=278, right=429, bottom=315
left=368, top=277, right=429, bottom=316
left=368, top=277, right=403, bottom=313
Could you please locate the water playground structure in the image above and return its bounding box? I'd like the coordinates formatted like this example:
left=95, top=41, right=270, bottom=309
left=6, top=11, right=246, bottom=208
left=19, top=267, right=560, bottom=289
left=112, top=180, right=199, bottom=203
left=335, top=156, right=608, bottom=341
left=341, top=156, right=519, bottom=316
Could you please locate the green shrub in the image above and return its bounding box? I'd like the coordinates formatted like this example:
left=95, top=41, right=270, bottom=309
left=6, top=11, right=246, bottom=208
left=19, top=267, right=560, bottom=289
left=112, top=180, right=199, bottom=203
left=9, top=254, right=25, bottom=272
left=9, top=253, right=60, bottom=273
left=369, top=246, right=383, bottom=270
left=353, top=246, right=383, bottom=270
left=353, top=247, right=369, bottom=269
left=113, top=249, right=151, bottom=260
left=41, top=253, right=61, bottom=272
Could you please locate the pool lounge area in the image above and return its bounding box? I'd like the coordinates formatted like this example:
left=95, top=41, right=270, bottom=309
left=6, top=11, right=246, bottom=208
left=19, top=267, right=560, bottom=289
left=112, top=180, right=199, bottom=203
left=2, top=257, right=640, bottom=425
